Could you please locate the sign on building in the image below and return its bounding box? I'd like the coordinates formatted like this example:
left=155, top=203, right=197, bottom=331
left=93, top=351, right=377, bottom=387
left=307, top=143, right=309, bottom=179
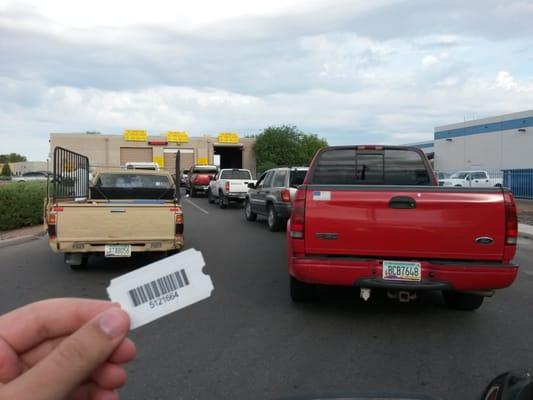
left=218, top=132, right=239, bottom=144
left=153, top=156, right=164, bottom=168
left=166, top=131, right=189, bottom=143
left=123, top=129, right=147, bottom=142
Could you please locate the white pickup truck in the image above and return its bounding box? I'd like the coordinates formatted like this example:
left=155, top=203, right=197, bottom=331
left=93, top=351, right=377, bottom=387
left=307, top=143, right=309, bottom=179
left=439, top=170, right=503, bottom=188
left=207, top=168, right=255, bottom=208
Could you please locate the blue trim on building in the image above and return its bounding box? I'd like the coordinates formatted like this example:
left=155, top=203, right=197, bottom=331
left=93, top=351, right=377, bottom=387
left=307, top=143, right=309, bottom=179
left=413, top=142, right=434, bottom=149
left=435, top=116, right=533, bottom=140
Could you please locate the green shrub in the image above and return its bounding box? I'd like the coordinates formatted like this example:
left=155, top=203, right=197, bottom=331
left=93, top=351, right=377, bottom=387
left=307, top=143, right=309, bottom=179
left=0, top=182, right=47, bottom=231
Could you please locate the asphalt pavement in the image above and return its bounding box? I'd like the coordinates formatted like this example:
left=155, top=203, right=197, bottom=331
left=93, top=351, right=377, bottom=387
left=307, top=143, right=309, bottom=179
left=1, top=194, right=533, bottom=400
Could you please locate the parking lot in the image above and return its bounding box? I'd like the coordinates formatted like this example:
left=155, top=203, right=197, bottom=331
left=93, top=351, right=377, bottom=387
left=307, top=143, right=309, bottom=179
left=1, top=192, right=533, bottom=400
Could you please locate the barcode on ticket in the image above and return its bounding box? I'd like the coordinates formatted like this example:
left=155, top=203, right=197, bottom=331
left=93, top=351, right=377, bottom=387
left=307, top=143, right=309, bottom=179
left=128, top=269, right=190, bottom=307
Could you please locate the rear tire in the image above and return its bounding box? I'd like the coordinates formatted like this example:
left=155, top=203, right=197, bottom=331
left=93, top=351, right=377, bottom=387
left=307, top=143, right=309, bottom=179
left=219, top=192, right=228, bottom=209
left=290, top=276, right=314, bottom=302
left=208, top=189, right=215, bottom=204
left=244, top=199, right=257, bottom=221
left=443, top=291, right=484, bottom=310
left=267, top=205, right=283, bottom=232
left=190, top=187, right=196, bottom=197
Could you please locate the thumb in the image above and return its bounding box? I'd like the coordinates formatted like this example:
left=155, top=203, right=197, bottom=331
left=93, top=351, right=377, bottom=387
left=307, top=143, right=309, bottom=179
left=5, top=307, right=130, bottom=400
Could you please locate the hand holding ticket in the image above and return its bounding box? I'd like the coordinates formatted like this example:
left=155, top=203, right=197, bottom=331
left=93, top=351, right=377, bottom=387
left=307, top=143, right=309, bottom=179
left=107, top=248, right=214, bottom=329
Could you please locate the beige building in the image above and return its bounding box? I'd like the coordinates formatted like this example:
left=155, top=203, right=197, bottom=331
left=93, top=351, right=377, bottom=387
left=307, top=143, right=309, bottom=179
left=49, top=132, right=257, bottom=176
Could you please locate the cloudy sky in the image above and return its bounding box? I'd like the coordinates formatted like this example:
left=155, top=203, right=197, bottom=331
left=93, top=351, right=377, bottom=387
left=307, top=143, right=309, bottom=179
left=1, top=0, right=533, bottom=160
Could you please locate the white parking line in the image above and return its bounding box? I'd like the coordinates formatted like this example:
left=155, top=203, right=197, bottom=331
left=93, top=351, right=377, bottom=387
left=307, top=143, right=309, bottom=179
left=185, top=198, right=209, bottom=215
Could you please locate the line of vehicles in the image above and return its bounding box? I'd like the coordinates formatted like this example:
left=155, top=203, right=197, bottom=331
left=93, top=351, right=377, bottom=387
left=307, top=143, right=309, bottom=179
left=44, top=145, right=519, bottom=311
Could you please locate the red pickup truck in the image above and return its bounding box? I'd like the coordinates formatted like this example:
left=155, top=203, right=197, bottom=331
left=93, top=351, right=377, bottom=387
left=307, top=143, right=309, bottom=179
left=186, top=165, right=218, bottom=197
left=287, top=145, right=518, bottom=310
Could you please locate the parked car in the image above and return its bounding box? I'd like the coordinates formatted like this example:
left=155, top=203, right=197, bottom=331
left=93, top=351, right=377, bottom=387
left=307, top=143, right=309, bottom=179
left=287, top=145, right=518, bottom=310
left=125, top=162, right=160, bottom=170
left=439, top=170, right=502, bottom=187
left=208, top=168, right=255, bottom=208
left=244, top=167, right=308, bottom=231
left=186, top=165, right=218, bottom=197
left=13, top=171, right=50, bottom=182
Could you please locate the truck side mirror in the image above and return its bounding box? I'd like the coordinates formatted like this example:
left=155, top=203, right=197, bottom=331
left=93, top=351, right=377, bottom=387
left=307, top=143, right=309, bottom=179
left=248, top=182, right=255, bottom=189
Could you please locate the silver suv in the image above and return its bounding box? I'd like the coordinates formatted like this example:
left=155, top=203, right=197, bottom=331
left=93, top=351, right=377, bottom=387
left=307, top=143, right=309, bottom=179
left=244, top=167, right=308, bottom=231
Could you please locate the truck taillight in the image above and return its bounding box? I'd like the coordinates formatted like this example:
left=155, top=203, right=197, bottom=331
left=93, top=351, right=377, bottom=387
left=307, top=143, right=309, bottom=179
left=48, top=213, right=56, bottom=225
left=47, top=213, right=57, bottom=238
left=281, top=189, right=291, bottom=202
left=172, top=208, right=184, bottom=235
left=290, top=188, right=306, bottom=239
left=504, top=192, right=517, bottom=245
left=225, top=181, right=230, bottom=192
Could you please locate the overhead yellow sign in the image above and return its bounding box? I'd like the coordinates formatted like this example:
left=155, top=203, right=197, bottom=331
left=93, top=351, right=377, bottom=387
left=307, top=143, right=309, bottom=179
left=197, top=157, right=209, bottom=165
left=166, top=131, right=189, bottom=143
left=153, top=156, right=164, bottom=168
left=123, top=129, right=147, bottom=142
left=218, top=132, right=239, bottom=144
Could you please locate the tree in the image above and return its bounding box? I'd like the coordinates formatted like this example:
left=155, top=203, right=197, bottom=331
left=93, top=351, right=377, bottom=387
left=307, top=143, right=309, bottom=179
left=0, top=153, right=27, bottom=163
left=253, top=125, right=328, bottom=172
left=1, top=163, right=12, bottom=177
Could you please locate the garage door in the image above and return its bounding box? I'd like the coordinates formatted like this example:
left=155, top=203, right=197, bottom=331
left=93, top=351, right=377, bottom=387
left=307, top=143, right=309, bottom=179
left=163, top=149, right=194, bottom=173
left=120, top=147, right=153, bottom=165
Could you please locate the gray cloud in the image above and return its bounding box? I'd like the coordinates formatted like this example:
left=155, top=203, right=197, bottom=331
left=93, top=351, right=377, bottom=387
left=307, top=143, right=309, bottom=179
left=1, top=0, right=533, bottom=160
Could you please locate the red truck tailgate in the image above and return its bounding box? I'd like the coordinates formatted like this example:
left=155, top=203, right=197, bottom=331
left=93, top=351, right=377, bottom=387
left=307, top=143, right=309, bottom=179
left=304, top=188, right=506, bottom=261
left=193, top=174, right=212, bottom=185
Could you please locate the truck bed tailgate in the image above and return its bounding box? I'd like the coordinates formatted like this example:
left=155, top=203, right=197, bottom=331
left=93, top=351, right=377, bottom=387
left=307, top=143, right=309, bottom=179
left=56, top=203, right=175, bottom=242
left=304, top=187, right=506, bottom=261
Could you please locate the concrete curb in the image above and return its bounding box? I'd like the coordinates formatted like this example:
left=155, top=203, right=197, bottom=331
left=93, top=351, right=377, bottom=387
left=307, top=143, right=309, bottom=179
left=519, top=223, right=533, bottom=238
left=0, top=234, right=43, bottom=249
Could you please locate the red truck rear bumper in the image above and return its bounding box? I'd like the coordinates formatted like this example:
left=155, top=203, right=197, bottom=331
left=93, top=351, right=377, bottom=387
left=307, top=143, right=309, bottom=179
left=289, top=256, right=518, bottom=291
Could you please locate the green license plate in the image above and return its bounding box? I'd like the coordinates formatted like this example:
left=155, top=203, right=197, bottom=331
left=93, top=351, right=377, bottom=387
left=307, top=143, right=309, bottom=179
left=105, top=244, right=131, bottom=258
left=382, top=261, right=421, bottom=281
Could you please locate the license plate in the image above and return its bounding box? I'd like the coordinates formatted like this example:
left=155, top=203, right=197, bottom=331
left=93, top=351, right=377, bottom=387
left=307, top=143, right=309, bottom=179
left=105, top=244, right=131, bottom=258
left=382, top=261, right=421, bottom=281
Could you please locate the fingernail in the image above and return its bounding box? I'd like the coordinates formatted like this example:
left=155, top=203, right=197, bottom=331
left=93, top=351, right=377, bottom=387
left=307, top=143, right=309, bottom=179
left=101, top=390, right=119, bottom=400
left=99, top=390, right=118, bottom=400
left=98, top=308, right=130, bottom=337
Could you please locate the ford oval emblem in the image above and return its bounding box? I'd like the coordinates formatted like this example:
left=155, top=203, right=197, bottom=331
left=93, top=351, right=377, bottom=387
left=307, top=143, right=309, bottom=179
left=475, top=237, right=494, bottom=245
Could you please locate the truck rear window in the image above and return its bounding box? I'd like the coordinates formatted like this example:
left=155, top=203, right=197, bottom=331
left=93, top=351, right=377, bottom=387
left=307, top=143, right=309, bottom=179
left=97, top=174, right=172, bottom=189
left=192, top=166, right=218, bottom=174
left=310, top=148, right=432, bottom=185
left=220, top=170, right=252, bottom=179
left=91, top=173, right=175, bottom=200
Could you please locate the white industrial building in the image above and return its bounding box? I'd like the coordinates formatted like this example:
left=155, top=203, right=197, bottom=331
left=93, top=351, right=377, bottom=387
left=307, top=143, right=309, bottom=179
left=434, top=110, right=533, bottom=172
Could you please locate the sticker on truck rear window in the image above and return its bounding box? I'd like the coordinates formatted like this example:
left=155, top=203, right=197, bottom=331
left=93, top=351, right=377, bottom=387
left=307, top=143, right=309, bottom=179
left=313, top=191, right=331, bottom=201
left=107, top=248, right=213, bottom=329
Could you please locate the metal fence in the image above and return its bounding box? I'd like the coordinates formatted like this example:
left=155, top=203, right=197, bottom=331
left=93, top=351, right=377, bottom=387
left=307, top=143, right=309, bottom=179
left=503, top=169, right=533, bottom=200
left=435, top=168, right=533, bottom=200
left=52, top=147, right=89, bottom=201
